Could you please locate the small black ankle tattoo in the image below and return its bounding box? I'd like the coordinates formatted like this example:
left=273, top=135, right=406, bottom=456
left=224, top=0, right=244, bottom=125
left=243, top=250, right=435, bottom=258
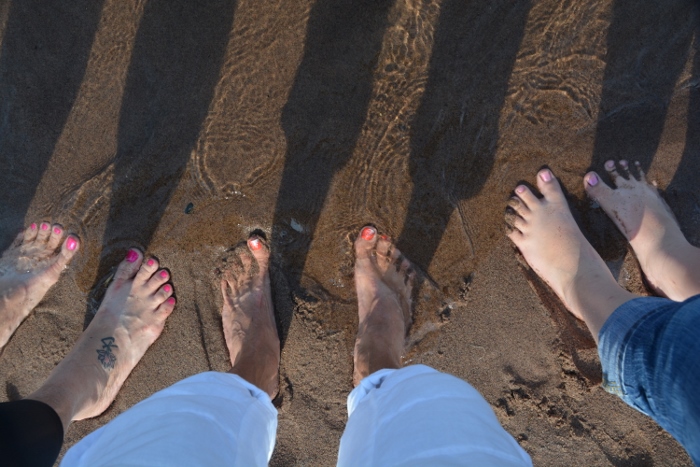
left=97, top=337, right=118, bottom=369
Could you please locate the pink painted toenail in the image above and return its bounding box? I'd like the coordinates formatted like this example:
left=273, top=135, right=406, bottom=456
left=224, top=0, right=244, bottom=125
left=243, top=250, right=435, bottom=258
left=620, top=160, right=628, bottom=167
left=163, top=284, right=172, bottom=293
left=361, top=227, right=376, bottom=241
left=126, top=249, right=139, bottom=263
left=30, top=223, right=37, bottom=230
left=147, top=258, right=155, bottom=267
left=160, top=270, right=168, bottom=278
left=515, top=185, right=526, bottom=194
left=605, top=160, right=615, bottom=170
left=41, top=223, right=49, bottom=231
left=587, top=173, right=599, bottom=186
left=53, top=227, right=62, bottom=235
left=539, top=170, right=552, bottom=182
left=66, top=237, right=77, bottom=251
left=249, top=238, right=262, bottom=251
left=167, top=297, right=176, bottom=305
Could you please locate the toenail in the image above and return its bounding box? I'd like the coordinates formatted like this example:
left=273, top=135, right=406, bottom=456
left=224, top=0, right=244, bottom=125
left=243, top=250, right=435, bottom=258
left=620, top=160, right=628, bottom=167
left=167, top=297, right=176, bottom=305
left=605, top=160, right=615, bottom=170
left=380, top=234, right=388, bottom=241
left=53, top=227, right=62, bottom=235
left=539, top=170, right=552, bottom=182
left=163, top=284, right=172, bottom=293
left=66, top=237, right=78, bottom=251
left=515, top=185, right=526, bottom=194
left=160, top=270, right=168, bottom=279
left=41, top=223, right=49, bottom=231
left=361, top=227, right=376, bottom=241
left=147, top=258, right=155, bottom=267
left=30, top=223, right=37, bottom=230
left=249, top=237, right=262, bottom=251
left=126, top=249, right=139, bottom=263
left=587, top=173, right=599, bottom=186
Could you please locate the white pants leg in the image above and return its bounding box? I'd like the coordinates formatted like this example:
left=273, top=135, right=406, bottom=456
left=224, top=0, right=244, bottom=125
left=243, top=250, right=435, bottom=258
left=61, top=372, right=277, bottom=467
left=337, top=365, right=532, bottom=467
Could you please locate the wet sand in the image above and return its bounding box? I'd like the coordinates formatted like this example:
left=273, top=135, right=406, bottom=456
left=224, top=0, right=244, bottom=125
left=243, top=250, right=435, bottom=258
left=0, top=0, right=698, bottom=464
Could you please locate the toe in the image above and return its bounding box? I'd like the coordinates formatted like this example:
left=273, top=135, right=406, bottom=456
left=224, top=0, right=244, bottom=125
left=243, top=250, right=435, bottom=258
left=248, top=235, right=270, bottom=269
left=36, top=222, right=51, bottom=243
left=634, top=161, right=647, bottom=182
left=376, top=234, right=393, bottom=259
left=536, top=169, right=566, bottom=202
left=156, top=296, right=176, bottom=317
left=135, top=257, right=160, bottom=284
left=583, top=171, right=614, bottom=202
left=23, top=223, right=39, bottom=243
left=619, top=159, right=629, bottom=176
left=50, top=235, right=80, bottom=273
left=355, top=226, right=378, bottom=260
left=605, top=160, right=622, bottom=185
left=47, top=224, right=64, bottom=251
left=507, top=196, right=529, bottom=217
left=514, top=185, right=539, bottom=209
left=156, top=283, right=174, bottom=302
left=114, top=249, right=143, bottom=282
left=146, top=269, right=170, bottom=293
left=506, top=225, right=524, bottom=243
left=505, top=212, right=527, bottom=232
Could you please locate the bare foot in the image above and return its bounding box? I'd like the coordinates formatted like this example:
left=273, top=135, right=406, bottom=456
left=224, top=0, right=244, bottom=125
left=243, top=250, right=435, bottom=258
left=28, top=249, right=175, bottom=430
left=506, top=169, right=635, bottom=342
left=584, top=160, right=700, bottom=301
left=353, top=226, right=414, bottom=386
left=222, top=236, right=280, bottom=399
left=0, top=222, right=79, bottom=349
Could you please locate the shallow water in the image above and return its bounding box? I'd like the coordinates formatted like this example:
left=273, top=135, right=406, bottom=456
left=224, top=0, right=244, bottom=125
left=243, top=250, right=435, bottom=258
left=0, top=0, right=698, bottom=465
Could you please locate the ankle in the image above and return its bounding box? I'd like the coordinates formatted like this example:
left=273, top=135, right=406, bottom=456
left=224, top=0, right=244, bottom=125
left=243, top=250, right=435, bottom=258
left=571, top=283, right=636, bottom=342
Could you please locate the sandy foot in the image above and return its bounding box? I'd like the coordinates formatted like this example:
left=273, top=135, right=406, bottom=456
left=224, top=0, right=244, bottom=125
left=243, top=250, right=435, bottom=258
left=507, top=169, right=635, bottom=342
left=28, top=249, right=175, bottom=429
left=222, top=236, right=280, bottom=399
left=353, top=226, right=414, bottom=386
left=584, top=160, right=700, bottom=301
left=0, top=222, right=79, bottom=349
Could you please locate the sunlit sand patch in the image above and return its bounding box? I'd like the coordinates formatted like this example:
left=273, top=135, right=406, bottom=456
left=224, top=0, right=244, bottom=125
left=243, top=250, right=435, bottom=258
left=191, top=1, right=309, bottom=197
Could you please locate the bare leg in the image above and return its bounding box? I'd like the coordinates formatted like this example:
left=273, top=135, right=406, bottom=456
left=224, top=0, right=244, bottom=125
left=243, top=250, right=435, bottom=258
left=28, top=249, right=175, bottom=431
left=222, top=236, right=280, bottom=399
left=353, top=226, right=414, bottom=386
left=584, top=160, right=700, bottom=301
left=506, top=169, right=636, bottom=342
left=0, top=222, right=79, bottom=349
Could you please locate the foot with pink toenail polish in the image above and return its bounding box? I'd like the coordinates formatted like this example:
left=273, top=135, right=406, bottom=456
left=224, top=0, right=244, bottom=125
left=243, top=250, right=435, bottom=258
left=506, top=168, right=635, bottom=341
left=353, top=225, right=415, bottom=386
left=0, top=222, right=80, bottom=350
left=221, top=235, right=280, bottom=398
left=584, top=160, right=700, bottom=301
left=29, top=247, right=176, bottom=429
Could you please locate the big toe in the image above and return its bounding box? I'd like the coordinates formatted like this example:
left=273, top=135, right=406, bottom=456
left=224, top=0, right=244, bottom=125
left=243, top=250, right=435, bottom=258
left=355, top=226, right=378, bottom=260
left=48, top=236, right=80, bottom=275
left=113, top=248, right=143, bottom=281
left=536, top=168, right=566, bottom=202
left=247, top=235, right=270, bottom=270
left=583, top=171, right=614, bottom=203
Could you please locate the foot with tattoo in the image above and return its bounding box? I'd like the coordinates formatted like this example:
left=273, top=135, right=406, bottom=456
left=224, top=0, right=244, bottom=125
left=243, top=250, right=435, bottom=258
left=0, top=222, right=79, bottom=349
left=353, top=226, right=414, bottom=386
left=222, top=236, right=280, bottom=399
left=28, top=249, right=175, bottom=430
left=584, top=160, right=700, bottom=301
left=506, top=169, right=636, bottom=342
